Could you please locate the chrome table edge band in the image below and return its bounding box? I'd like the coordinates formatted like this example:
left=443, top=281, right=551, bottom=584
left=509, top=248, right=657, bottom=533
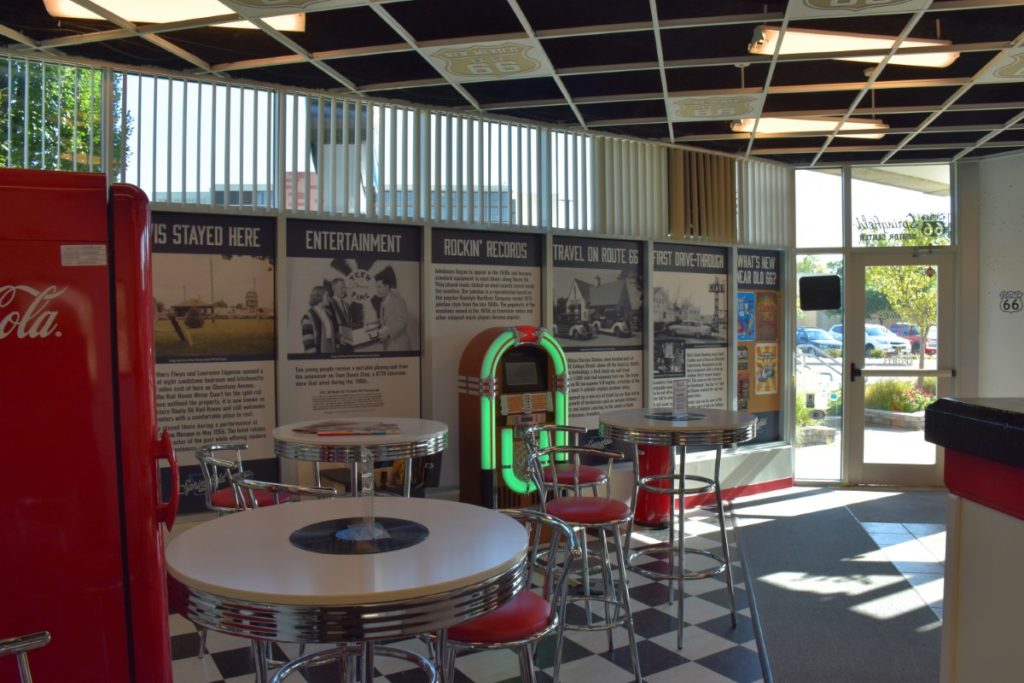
left=169, top=560, right=525, bottom=643
left=598, top=423, right=756, bottom=446
left=274, top=433, right=448, bottom=462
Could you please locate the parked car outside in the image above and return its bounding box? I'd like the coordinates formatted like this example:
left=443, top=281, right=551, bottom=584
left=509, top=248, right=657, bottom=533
left=865, top=323, right=912, bottom=354
left=796, top=327, right=842, bottom=352
left=925, top=325, right=937, bottom=355
left=887, top=322, right=924, bottom=353
left=828, top=323, right=912, bottom=354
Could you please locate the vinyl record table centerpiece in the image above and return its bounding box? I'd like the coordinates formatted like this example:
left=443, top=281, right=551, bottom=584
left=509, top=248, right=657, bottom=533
left=166, top=496, right=528, bottom=682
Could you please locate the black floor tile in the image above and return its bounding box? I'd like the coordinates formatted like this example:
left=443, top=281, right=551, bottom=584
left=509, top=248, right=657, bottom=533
left=693, top=644, right=765, bottom=683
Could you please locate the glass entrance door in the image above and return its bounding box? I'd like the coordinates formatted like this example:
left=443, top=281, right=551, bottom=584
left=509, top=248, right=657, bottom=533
left=843, top=251, right=955, bottom=486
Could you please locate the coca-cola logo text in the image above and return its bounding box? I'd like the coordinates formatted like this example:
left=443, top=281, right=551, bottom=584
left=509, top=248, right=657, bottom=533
left=0, top=285, right=67, bottom=339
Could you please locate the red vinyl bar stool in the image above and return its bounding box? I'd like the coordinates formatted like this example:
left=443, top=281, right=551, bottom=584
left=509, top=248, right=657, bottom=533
left=442, top=508, right=580, bottom=683
left=529, top=445, right=643, bottom=683
left=521, top=424, right=611, bottom=498
left=0, top=631, right=50, bottom=683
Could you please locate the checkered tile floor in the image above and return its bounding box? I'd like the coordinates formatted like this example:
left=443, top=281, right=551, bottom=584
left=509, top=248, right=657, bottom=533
left=169, top=509, right=766, bottom=683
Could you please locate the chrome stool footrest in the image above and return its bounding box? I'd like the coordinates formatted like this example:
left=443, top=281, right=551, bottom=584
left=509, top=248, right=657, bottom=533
left=627, top=542, right=727, bottom=581
left=270, top=642, right=437, bottom=683
left=564, top=595, right=630, bottom=633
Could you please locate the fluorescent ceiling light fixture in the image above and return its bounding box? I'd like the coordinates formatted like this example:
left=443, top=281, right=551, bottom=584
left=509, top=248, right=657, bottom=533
left=731, top=117, right=889, bottom=139
left=749, top=26, right=958, bottom=68
left=42, top=0, right=305, bottom=31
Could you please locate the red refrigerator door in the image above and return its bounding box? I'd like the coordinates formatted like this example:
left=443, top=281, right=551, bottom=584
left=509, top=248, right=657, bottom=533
left=0, top=169, right=172, bottom=683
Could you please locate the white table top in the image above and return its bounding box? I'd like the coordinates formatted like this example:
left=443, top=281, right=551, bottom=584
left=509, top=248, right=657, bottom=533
left=166, top=497, right=526, bottom=606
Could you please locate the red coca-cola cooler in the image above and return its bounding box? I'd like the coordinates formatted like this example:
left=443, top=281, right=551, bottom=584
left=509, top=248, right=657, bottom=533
left=0, top=168, right=178, bottom=683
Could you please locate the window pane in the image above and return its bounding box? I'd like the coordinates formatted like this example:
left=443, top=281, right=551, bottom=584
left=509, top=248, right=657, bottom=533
left=795, top=169, right=842, bottom=248
left=795, top=254, right=843, bottom=481
left=851, top=165, right=951, bottom=248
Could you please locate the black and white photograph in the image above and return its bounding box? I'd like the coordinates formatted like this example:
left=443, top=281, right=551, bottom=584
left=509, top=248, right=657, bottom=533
left=552, top=236, right=643, bottom=351
left=654, top=339, right=686, bottom=377
left=285, top=220, right=421, bottom=358
left=151, top=213, right=276, bottom=362
left=652, top=243, right=730, bottom=347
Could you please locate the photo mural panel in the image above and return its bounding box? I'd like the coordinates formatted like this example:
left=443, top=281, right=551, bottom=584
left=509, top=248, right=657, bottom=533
left=430, top=228, right=543, bottom=488
left=279, top=220, right=422, bottom=444
left=652, top=243, right=730, bottom=409
left=737, top=247, right=783, bottom=443
left=552, top=235, right=644, bottom=428
left=151, top=211, right=278, bottom=513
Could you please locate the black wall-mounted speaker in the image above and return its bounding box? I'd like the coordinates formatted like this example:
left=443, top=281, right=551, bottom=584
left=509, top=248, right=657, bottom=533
left=799, top=275, right=841, bottom=311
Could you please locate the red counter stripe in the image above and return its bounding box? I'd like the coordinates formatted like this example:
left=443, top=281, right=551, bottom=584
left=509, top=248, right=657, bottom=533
left=945, top=449, right=1024, bottom=521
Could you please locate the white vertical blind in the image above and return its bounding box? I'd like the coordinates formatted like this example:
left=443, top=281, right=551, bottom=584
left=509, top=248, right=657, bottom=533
left=739, top=158, right=794, bottom=247
left=594, top=136, right=668, bottom=237
left=3, top=55, right=793, bottom=245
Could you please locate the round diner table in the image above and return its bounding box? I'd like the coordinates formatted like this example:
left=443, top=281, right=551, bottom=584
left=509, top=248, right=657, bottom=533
left=166, top=496, right=527, bottom=682
left=599, top=407, right=756, bottom=649
left=273, top=417, right=448, bottom=494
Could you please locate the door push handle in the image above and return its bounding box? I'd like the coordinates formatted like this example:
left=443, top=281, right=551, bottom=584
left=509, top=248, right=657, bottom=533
left=850, top=362, right=862, bottom=382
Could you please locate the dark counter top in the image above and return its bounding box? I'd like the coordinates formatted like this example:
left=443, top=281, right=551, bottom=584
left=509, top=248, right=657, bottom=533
left=925, top=397, right=1024, bottom=469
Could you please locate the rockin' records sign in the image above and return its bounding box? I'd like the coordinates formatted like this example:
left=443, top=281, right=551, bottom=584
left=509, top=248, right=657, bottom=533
left=787, top=0, right=932, bottom=19
left=424, top=39, right=554, bottom=82
left=667, top=94, right=765, bottom=122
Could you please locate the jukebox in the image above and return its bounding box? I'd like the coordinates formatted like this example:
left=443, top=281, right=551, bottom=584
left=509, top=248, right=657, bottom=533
left=458, top=325, right=569, bottom=508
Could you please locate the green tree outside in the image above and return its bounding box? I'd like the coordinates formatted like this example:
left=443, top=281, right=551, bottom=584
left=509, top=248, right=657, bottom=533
left=0, top=57, right=131, bottom=174
left=862, top=213, right=944, bottom=369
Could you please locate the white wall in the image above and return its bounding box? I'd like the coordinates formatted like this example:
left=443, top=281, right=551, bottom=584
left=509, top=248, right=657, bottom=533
left=973, top=153, right=1024, bottom=396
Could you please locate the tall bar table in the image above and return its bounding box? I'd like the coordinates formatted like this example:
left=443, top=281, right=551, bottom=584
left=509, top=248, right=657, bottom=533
left=599, top=407, right=756, bottom=648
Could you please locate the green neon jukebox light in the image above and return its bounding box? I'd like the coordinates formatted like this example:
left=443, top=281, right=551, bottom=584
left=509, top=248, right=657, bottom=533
left=457, top=325, right=569, bottom=508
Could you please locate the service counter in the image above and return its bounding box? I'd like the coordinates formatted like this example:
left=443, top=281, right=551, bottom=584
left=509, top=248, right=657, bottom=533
left=924, top=397, right=1024, bottom=683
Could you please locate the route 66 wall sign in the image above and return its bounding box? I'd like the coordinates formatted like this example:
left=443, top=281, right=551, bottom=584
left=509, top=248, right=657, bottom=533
left=999, top=290, right=1023, bottom=313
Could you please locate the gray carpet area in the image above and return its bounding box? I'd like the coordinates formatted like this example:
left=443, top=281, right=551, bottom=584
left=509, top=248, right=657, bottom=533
left=733, top=488, right=942, bottom=683
left=845, top=489, right=947, bottom=525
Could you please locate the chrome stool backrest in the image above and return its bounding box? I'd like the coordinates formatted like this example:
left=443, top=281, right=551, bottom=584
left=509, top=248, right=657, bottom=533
left=230, top=474, right=338, bottom=509
left=0, top=631, right=50, bottom=683
left=195, top=443, right=248, bottom=514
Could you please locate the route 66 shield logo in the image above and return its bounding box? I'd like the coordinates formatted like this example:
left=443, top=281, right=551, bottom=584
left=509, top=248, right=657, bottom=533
left=999, top=290, right=1023, bottom=313
left=229, top=0, right=361, bottom=12
left=669, top=95, right=763, bottom=122
left=790, top=0, right=929, bottom=19
left=430, top=41, right=548, bottom=82
left=979, top=51, right=1024, bottom=83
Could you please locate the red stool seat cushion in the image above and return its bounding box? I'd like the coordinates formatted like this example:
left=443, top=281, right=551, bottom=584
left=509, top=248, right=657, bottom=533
left=542, top=463, right=607, bottom=486
left=546, top=497, right=630, bottom=525
left=210, top=487, right=289, bottom=508
left=447, top=589, right=551, bottom=643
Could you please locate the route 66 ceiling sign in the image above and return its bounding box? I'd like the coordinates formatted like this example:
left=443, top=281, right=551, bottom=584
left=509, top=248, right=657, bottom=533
left=426, top=40, right=553, bottom=83
left=978, top=49, right=1024, bottom=84
left=668, top=94, right=765, bottom=122
left=999, top=290, right=1023, bottom=313
left=787, top=0, right=932, bottom=20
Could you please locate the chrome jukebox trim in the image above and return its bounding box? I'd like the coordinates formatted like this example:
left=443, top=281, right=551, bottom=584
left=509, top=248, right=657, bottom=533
left=168, top=560, right=527, bottom=643
left=274, top=432, right=448, bottom=463
left=457, top=375, right=497, bottom=398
